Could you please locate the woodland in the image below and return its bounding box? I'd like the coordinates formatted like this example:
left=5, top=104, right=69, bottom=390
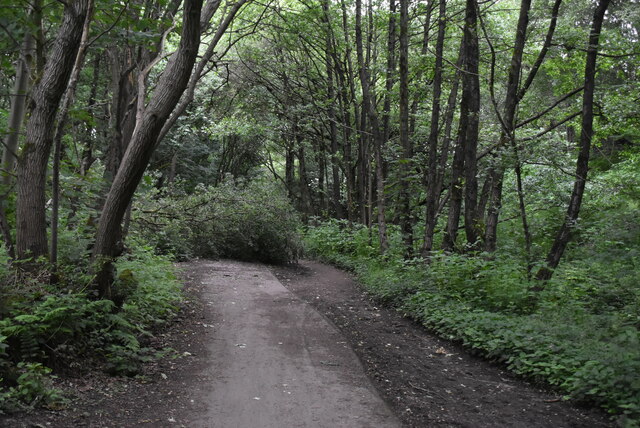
left=0, top=0, right=638, bottom=425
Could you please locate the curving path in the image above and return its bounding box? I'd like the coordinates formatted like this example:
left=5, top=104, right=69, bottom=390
left=189, top=260, right=401, bottom=428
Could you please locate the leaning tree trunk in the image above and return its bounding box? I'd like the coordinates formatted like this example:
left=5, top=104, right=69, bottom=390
left=15, top=0, right=90, bottom=263
left=92, top=0, right=203, bottom=298
left=535, top=0, right=611, bottom=282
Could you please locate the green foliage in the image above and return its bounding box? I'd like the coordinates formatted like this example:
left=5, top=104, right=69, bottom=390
left=131, top=179, right=302, bottom=264
left=303, top=220, right=640, bottom=424
left=0, top=362, right=65, bottom=413
left=0, top=242, right=183, bottom=412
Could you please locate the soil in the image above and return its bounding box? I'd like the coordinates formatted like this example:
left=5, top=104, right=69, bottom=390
left=0, top=259, right=613, bottom=427
left=271, top=260, right=613, bottom=428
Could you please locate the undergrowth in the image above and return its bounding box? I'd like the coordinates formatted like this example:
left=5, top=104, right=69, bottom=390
left=303, top=219, right=640, bottom=427
left=0, top=243, right=182, bottom=414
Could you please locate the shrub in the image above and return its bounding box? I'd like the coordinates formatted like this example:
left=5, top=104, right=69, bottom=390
left=131, top=179, right=302, bottom=263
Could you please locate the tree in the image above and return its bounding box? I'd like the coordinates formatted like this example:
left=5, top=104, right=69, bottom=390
left=398, top=0, right=412, bottom=257
left=92, top=0, right=204, bottom=297
left=535, top=0, right=612, bottom=282
left=15, top=0, right=91, bottom=262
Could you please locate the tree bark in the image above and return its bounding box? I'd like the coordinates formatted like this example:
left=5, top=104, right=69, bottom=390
left=356, top=0, right=389, bottom=252
left=15, top=0, right=90, bottom=262
left=398, top=0, right=413, bottom=257
left=461, top=0, right=481, bottom=250
left=51, top=0, right=95, bottom=271
left=2, top=8, right=36, bottom=187
left=321, top=0, right=343, bottom=218
left=421, top=0, right=446, bottom=257
left=0, top=4, right=37, bottom=261
left=442, top=1, right=481, bottom=253
left=535, top=0, right=611, bottom=281
left=157, top=0, right=246, bottom=144
left=92, top=0, right=203, bottom=297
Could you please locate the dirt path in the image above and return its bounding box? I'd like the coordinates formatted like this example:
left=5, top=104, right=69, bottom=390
left=273, top=260, right=612, bottom=428
left=1, top=259, right=612, bottom=427
left=188, top=260, right=401, bottom=427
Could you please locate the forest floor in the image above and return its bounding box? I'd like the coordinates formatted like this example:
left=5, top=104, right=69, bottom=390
left=1, top=259, right=612, bottom=427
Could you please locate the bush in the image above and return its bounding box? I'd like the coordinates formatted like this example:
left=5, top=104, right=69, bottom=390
left=131, top=179, right=302, bottom=263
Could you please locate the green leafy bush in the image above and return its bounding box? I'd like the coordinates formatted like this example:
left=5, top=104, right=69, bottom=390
left=131, top=179, right=302, bottom=263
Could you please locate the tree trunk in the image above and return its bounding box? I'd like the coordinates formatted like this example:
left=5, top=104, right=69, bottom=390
left=484, top=0, right=557, bottom=252
left=157, top=0, right=246, bottom=145
left=51, top=0, right=95, bottom=271
left=421, top=0, right=446, bottom=257
left=441, top=98, right=467, bottom=252
left=0, top=5, right=37, bottom=260
left=535, top=0, right=611, bottom=282
left=398, top=0, right=413, bottom=257
left=355, top=0, right=389, bottom=252
left=462, top=0, right=481, bottom=250
left=15, top=0, right=90, bottom=262
left=285, top=138, right=295, bottom=198
left=408, top=0, right=433, bottom=135
left=321, top=4, right=343, bottom=218
left=104, top=46, right=137, bottom=185
left=92, top=0, right=203, bottom=298
left=442, top=8, right=482, bottom=253
left=2, top=8, right=36, bottom=187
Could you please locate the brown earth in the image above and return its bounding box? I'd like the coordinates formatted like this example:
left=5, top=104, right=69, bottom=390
left=0, top=259, right=613, bottom=427
left=271, top=260, right=613, bottom=428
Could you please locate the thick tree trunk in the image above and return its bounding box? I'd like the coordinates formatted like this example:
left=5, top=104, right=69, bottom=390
left=15, top=0, right=90, bottom=262
left=462, top=0, right=481, bottom=250
left=442, top=1, right=482, bottom=253
left=536, top=0, right=611, bottom=281
left=157, top=0, right=246, bottom=144
left=92, top=0, right=203, bottom=297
